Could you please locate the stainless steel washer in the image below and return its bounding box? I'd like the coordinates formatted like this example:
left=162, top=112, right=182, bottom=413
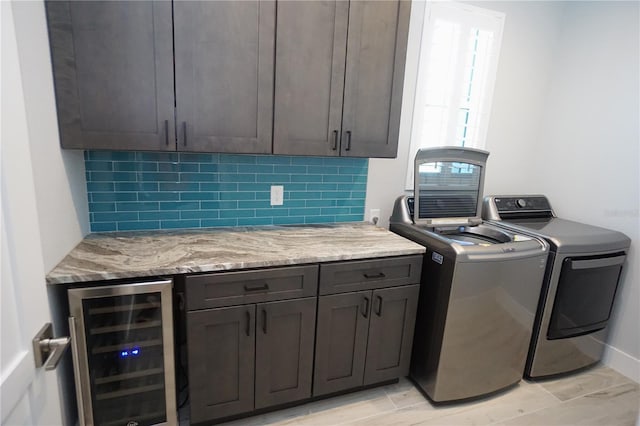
left=483, top=195, right=631, bottom=378
left=390, top=148, right=549, bottom=402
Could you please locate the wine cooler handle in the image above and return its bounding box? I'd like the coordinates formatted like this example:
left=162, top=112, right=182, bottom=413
left=68, top=317, right=86, bottom=425
left=33, top=322, right=70, bottom=371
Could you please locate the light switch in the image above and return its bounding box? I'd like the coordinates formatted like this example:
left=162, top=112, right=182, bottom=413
left=270, top=185, right=284, bottom=206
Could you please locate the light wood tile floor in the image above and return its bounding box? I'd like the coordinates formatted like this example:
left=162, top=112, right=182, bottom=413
left=212, top=365, right=639, bottom=426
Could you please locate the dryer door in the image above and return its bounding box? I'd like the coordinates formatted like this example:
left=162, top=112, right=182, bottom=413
left=547, top=253, right=626, bottom=340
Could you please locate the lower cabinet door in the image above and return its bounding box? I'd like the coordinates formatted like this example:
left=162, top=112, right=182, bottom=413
left=313, top=291, right=371, bottom=396
left=364, top=284, right=420, bottom=385
left=187, top=305, right=255, bottom=423
left=255, top=297, right=317, bottom=409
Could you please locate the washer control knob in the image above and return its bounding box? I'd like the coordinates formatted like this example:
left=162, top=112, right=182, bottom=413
left=516, top=198, right=527, bottom=208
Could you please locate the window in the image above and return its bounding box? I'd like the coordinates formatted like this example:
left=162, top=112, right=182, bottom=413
left=406, top=2, right=505, bottom=189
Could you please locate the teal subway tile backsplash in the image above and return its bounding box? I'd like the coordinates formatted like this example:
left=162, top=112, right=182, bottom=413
left=85, top=151, right=368, bottom=232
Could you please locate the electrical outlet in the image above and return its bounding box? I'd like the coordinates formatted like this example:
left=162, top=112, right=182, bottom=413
left=270, top=185, right=284, bottom=206
left=369, top=208, right=381, bottom=225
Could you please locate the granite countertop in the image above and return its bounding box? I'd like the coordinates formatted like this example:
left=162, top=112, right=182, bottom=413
left=46, top=222, right=425, bottom=284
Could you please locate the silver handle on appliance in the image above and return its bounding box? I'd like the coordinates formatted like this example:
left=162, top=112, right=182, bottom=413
left=32, top=322, right=70, bottom=371
left=68, top=317, right=86, bottom=426
left=570, top=255, right=626, bottom=270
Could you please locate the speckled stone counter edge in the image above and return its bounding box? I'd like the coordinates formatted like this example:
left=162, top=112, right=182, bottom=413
left=46, top=223, right=425, bottom=284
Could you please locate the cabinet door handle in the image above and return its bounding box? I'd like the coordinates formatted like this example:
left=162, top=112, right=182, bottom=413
left=332, top=130, right=338, bottom=151
left=262, top=309, right=268, bottom=334
left=182, top=121, right=187, bottom=147
left=363, top=272, right=386, bottom=279
left=375, top=295, right=383, bottom=317
left=361, top=296, right=370, bottom=318
left=245, top=311, right=251, bottom=337
left=164, top=120, right=169, bottom=146
left=345, top=130, right=352, bottom=151
left=244, top=283, right=269, bottom=292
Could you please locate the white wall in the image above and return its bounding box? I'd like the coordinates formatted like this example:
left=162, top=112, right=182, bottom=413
left=1, top=2, right=64, bottom=423
left=8, top=1, right=90, bottom=423
left=366, top=0, right=639, bottom=380
left=11, top=1, right=89, bottom=274
left=477, top=1, right=565, bottom=194
left=365, top=1, right=426, bottom=225
left=530, top=1, right=639, bottom=380
left=366, top=1, right=566, bottom=226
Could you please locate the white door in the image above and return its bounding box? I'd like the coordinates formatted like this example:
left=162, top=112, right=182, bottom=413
left=1, top=1, right=65, bottom=424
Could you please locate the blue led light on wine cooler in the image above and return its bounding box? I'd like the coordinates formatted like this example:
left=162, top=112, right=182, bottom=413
left=119, top=347, right=141, bottom=359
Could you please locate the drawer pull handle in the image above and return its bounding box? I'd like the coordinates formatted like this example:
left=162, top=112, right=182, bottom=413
left=363, top=272, right=386, bottom=279
left=244, top=283, right=269, bottom=292
left=361, top=296, right=370, bottom=318
left=245, top=311, right=251, bottom=337
left=262, top=309, right=268, bottom=334
left=375, top=295, right=383, bottom=316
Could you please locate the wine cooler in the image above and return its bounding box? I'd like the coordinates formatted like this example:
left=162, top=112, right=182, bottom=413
left=68, top=280, right=177, bottom=426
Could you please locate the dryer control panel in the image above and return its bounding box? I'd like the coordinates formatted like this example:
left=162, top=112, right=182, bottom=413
left=482, top=195, right=554, bottom=220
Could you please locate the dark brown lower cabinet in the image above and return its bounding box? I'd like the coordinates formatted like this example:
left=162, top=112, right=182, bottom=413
left=188, top=298, right=317, bottom=423
left=364, top=284, right=419, bottom=385
left=187, top=305, right=255, bottom=424
left=313, top=291, right=371, bottom=396
left=313, top=285, right=420, bottom=396
left=255, top=297, right=317, bottom=409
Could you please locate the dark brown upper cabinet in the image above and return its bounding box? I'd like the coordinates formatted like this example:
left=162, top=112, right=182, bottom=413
left=173, top=1, right=274, bottom=153
left=46, top=1, right=407, bottom=157
left=46, top=1, right=175, bottom=151
left=274, top=0, right=410, bottom=158
left=273, top=1, right=349, bottom=156
left=46, top=0, right=274, bottom=153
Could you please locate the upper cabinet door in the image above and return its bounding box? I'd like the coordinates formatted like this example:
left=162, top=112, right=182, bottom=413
left=273, top=1, right=348, bottom=156
left=46, top=1, right=175, bottom=151
left=174, top=1, right=275, bottom=153
left=341, top=0, right=410, bottom=158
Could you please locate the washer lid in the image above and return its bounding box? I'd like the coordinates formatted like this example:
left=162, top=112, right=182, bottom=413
left=414, top=147, right=489, bottom=226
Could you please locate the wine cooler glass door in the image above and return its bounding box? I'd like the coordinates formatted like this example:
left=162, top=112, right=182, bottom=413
left=69, top=280, right=176, bottom=426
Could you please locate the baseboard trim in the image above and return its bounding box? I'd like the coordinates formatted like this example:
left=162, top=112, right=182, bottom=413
left=602, top=343, right=640, bottom=383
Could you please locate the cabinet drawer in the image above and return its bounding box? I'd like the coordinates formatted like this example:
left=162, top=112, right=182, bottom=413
left=319, top=255, right=422, bottom=295
left=184, top=265, right=318, bottom=310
